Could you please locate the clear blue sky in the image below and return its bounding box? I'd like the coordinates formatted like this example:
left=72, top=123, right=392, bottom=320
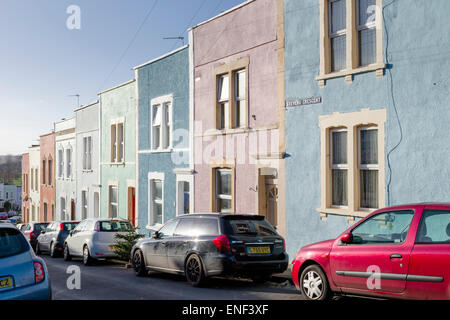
left=0, top=0, right=245, bottom=155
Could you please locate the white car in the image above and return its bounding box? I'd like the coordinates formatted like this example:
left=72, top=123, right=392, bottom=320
left=63, top=218, right=134, bottom=265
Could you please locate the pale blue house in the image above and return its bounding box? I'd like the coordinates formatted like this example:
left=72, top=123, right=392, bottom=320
left=284, top=0, right=450, bottom=257
left=135, top=46, right=192, bottom=236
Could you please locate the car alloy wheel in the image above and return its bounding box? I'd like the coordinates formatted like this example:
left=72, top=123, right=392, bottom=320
left=63, top=244, right=72, bottom=261
left=185, top=254, right=204, bottom=287
left=83, top=246, right=92, bottom=266
left=133, top=250, right=147, bottom=277
left=50, top=242, right=56, bottom=258
left=300, top=265, right=331, bottom=301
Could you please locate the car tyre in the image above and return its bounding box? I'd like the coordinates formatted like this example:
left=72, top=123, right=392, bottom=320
left=63, top=243, right=72, bottom=261
left=300, top=265, right=332, bottom=301
left=132, top=249, right=147, bottom=277
left=185, top=254, right=205, bottom=287
left=83, top=245, right=93, bottom=266
left=35, top=242, right=41, bottom=255
left=50, top=242, right=57, bottom=258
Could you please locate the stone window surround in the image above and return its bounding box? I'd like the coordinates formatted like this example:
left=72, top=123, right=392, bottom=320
left=317, top=0, right=385, bottom=87
left=318, top=108, right=386, bottom=223
left=210, top=158, right=236, bottom=214
left=214, top=57, right=249, bottom=132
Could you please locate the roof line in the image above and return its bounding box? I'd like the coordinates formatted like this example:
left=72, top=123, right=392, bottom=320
left=98, top=79, right=136, bottom=96
left=188, top=0, right=255, bottom=30
left=133, top=45, right=188, bottom=70
left=74, top=100, right=99, bottom=112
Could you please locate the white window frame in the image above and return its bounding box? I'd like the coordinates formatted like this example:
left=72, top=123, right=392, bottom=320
left=83, top=136, right=93, bottom=171
left=147, top=172, right=165, bottom=229
left=65, top=147, right=72, bottom=179
left=110, top=118, right=125, bottom=164
left=356, top=0, right=377, bottom=67
left=234, top=69, right=247, bottom=129
left=175, top=173, right=193, bottom=216
left=328, top=0, right=347, bottom=72
left=150, top=95, right=173, bottom=152
left=330, top=128, right=348, bottom=209
left=81, top=190, right=88, bottom=219
left=58, top=148, right=64, bottom=179
left=217, top=74, right=230, bottom=130
left=216, top=169, right=232, bottom=213
left=358, top=126, right=379, bottom=210
left=108, top=185, right=119, bottom=218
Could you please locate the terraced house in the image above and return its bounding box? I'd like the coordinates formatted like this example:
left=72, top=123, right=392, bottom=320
left=21, top=153, right=30, bottom=222
left=135, top=46, right=191, bottom=235
left=191, top=0, right=287, bottom=236
left=28, top=144, right=40, bottom=222
left=40, top=132, right=55, bottom=222
left=55, top=117, right=76, bottom=221
left=284, top=0, right=450, bottom=257
left=75, top=101, right=101, bottom=220
left=99, top=80, right=136, bottom=222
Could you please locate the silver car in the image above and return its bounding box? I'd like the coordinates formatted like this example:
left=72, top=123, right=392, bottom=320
left=63, top=218, right=134, bottom=265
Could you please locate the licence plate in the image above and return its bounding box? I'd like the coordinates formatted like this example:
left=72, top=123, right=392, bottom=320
left=247, top=246, right=271, bottom=254
left=0, top=277, right=13, bottom=290
left=109, top=245, right=116, bottom=251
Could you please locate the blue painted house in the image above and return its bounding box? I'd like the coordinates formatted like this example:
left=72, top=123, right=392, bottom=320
left=135, top=46, right=192, bottom=236
left=284, top=0, right=450, bottom=258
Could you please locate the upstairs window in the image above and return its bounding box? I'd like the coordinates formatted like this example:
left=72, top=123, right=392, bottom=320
left=48, top=159, right=52, bottom=185
left=358, top=0, right=377, bottom=66
left=234, top=69, right=247, bottom=128
left=217, top=74, right=230, bottom=130
left=83, top=136, right=92, bottom=170
left=329, top=0, right=346, bottom=72
left=151, top=99, right=172, bottom=151
left=42, top=160, right=46, bottom=185
left=65, top=149, right=72, bottom=178
left=111, top=123, right=124, bottom=163
left=58, top=149, right=64, bottom=178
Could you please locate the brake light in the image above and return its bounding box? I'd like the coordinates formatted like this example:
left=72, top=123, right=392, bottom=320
left=213, top=235, right=230, bottom=252
left=59, top=223, right=64, bottom=231
left=29, top=231, right=36, bottom=239
left=94, top=221, right=100, bottom=232
left=282, top=238, right=286, bottom=251
left=33, top=261, right=45, bottom=283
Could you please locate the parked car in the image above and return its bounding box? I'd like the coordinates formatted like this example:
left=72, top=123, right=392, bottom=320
left=131, top=214, right=288, bottom=286
left=292, top=203, right=450, bottom=300
left=0, top=224, right=51, bottom=300
left=36, top=221, right=79, bottom=258
left=7, top=211, right=17, bottom=218
left=0, top=213, right=7, bottom=220
left=21, top=222, right=49, bottom=251
left=63, top=218, right=134, bottom=266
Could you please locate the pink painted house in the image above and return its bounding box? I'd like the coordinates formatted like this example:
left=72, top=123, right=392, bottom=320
left=190, top=0, right=286, bottom=235
left=40, top=132, right=55, bottom=222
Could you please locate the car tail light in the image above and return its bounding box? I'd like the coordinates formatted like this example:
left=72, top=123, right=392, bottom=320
left=94, top=222, right=100, bottom=232
left=33, top=261, right=45, bottom=283
left=213, top=235, right=230, bottom=252
left=29, top=231, right=36, bottom=239
left=59, top=223, right=65, bottom=231
left=282, top=238, right=286, bottom=251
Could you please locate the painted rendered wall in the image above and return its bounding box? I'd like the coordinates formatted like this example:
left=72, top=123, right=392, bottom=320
left=75, top=102, right=100, bottom=219
left=192, top=0, right=281, bottom=218
left=284, top=0, right=450, bottom=258
left=55, top=118, right=76, bottom=221
left=21, top=153, right=29, bottom=221
left=99, top=80, right=136, bottom=220
left=135, top=47, right=190, bottom=235
left=29, top=146, right=40, bottom=222
left=40, top=132, right=55, bottom=222
left=4, top=184, right=17, bottom=205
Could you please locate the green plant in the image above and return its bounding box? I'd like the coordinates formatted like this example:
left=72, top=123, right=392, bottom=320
left=3, top=201, right=11, bottom=212
left=112, top=228, right=144, bottom=262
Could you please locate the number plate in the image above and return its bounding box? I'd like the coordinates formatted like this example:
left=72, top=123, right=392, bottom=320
left=0, top=277, right=13, bottom=290
left=247, top=246, right=271, bottom=254
left=109, top=245, right=116, bottom=251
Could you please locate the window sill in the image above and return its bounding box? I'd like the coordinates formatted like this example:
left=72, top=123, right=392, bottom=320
left=82, top=170, right=94, bottom=173
left=317, top=207, right=375, bottom=222
left=147, top=148, right=173, bottom=154
left=316, top=63, right=386, bottom=86
left=108, top=162, right=125, bottom=166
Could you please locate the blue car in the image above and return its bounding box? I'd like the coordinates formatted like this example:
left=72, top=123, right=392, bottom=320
left=0, top=224, right=51, bottom=300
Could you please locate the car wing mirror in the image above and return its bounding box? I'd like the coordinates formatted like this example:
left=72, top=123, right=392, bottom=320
left=152, top=231, right=159, bottom=239
left=69, top=230, right=74, bottom=236
left=340, top=232, right=353, bottom=244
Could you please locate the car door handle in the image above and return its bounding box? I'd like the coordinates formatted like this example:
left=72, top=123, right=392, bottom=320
left=390, top=254, right=402, bottom=259
left=161, top=241, right=167, bottom=245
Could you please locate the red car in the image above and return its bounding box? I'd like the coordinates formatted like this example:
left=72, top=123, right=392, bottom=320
left=292, top=203, right=450, bottom=300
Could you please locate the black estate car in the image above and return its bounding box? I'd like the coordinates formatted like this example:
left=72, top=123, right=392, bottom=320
left=131, top=214, right=289, bottom=286
left=36, top=221, right=79, bottom=257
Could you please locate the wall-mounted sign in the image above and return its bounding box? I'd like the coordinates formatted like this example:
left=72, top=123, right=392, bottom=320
left=285, top=96, right=322, bottom=108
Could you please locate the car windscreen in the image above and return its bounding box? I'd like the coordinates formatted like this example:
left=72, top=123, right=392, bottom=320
left=223, top=218, right=278, bottom=236
left=0, top=228, right=30, bottom=259
left=99, top=221, right=133, bottom=232
left=63, top=223, right=79, bottom=231
left=34, top=223, right=48, bottom=232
